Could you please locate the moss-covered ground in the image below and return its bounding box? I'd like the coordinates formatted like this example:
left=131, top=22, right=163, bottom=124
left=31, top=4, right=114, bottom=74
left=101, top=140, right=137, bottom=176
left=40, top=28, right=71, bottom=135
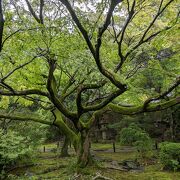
left=6, top=143, right=180, bottom=180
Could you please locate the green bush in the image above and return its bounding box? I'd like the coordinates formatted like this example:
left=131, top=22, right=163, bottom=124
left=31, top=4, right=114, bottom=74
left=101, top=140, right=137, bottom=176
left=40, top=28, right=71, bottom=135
left=119, top=123, right=153, bottom=158
left=159, top=142, right=180, bottom=171
left=0, top=128, right=34, bottom=176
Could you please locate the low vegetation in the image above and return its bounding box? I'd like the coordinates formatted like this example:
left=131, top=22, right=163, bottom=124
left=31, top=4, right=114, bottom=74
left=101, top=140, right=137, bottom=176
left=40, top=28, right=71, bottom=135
left=0, top=130, right=30, bottom=177
left=119, top=123, right=153, bottom=158
left=159, top=142, right=180, bottom=171
left=3, top=142, right=180, bottom=180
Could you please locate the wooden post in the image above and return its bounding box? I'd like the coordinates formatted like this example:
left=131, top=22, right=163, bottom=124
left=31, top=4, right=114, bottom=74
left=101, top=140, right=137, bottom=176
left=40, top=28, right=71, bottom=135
left=57, top=142, right=60, bottom=152
left=43, top=146, right=46, bottom=152
left=113, top=141, right=116, bottom=153
left=155, top=141, right=158, bottom=150
left=57, top=142, right=60, bottom=148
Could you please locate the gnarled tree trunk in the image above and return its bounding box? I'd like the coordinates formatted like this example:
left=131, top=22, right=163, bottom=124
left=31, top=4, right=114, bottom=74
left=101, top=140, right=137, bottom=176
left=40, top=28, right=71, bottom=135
left=53, top=109, right=93, bottom=167
left=76, top=130, right=93, bottom=168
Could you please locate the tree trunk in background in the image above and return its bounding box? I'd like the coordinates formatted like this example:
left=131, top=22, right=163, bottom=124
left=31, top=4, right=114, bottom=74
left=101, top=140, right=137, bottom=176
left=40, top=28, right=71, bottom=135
left=60, top=136, right=70, bottom=157
left=169, top=113, right=175, bottom=141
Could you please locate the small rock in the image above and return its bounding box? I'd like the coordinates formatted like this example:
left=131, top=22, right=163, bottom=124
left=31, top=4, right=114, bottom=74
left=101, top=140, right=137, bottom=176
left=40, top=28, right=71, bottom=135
left=25, top=171, right=34, bottom=177
left=111, top=161, right=119, bottom=166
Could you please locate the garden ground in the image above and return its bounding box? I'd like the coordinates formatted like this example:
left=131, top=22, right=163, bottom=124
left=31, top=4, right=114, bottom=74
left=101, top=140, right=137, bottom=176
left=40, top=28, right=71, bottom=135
left=6, top=143, right=180, bottom=180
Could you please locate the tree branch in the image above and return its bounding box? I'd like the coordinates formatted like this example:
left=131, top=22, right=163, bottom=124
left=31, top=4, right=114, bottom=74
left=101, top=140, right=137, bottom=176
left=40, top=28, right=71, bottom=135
left=25, top=0, right=41, bottom=24
left=0, top=0, right=4, bottom=52
left=108, top=97, right=180, bottom=115
left=0, top=89, right=49, bottom=97
left=2, top=27, right=56, bottom=49
left=0, top=81, right=15, bottom=92
left=0, top=112, right=52, bottom=125
left=140, top=0, right=174, bottom=43
left=39, top=0, right=44, bottom=24
left=116, top=0, right=176, bottom=70
left=83, top=89, right=125, bottom=112
left=95, top=0, right=126, bottom=89
left=76, top=81, right=106, bottom=116
left=144, top=77, right=180, bottom=109
left=59, top=0, right=95, bottom=58
left=47, top=58, right=78, bottom=121
left=60, top=0, right=125, bottom=90
left=115, top=0, right=136, bottom=71
left=61, top=69, right=78, bottom=98
left=125, top=17, right=177, bottom=60
left=61, top=80, right=84, bottom=102
left=1, top=55, right=44, bottom=82
left=22, top=96, right=53, bottom=110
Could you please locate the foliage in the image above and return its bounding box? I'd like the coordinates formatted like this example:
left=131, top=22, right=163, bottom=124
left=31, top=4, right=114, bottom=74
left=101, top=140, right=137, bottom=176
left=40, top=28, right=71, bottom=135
left=119, top=123, right=153, bottom=158
left=0, top=128, right=36, bottom=176
left=159, top=142, right=180, bottom=171
left=8, top=121, right=47, bottom=146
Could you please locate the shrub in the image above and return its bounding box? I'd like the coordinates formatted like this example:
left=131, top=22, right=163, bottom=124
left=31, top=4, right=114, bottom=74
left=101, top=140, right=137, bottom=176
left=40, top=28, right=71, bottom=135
left=119, top=123, right=153, bottom=158
left=0, top=128, right=34, bottom=177
left=159, top=142, right=180, bottom=171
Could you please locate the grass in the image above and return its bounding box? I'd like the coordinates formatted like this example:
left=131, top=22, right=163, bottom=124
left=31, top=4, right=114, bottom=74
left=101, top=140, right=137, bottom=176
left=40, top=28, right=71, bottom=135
left=96, top=151, right=136, bottom=161
left=92, top=142, right=119, bottom=150
left=100, top=167, right=180, bottom=180
left=6, top=143, right=180, bottom=180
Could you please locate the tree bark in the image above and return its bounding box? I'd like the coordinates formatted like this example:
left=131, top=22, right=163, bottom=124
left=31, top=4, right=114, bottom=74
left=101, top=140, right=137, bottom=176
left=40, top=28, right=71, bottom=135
left=76, top=130, right=93, bottom=168
left=60, top=136, right=70, bottom=157
left=0, top=0, right=4, bottom=52
left=169, top=112, right=175, bottom=141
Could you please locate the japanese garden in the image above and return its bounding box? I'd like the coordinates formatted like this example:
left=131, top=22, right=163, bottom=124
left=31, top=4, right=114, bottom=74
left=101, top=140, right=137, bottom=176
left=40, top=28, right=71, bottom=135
left=0, top=0, right=180, bottom=179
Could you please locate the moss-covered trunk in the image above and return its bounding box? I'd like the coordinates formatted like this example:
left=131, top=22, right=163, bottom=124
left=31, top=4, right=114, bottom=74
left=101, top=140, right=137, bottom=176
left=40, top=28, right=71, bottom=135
left=76, top=130, right=92, bottom=168
left=53, top=109, right=93, bottom=167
